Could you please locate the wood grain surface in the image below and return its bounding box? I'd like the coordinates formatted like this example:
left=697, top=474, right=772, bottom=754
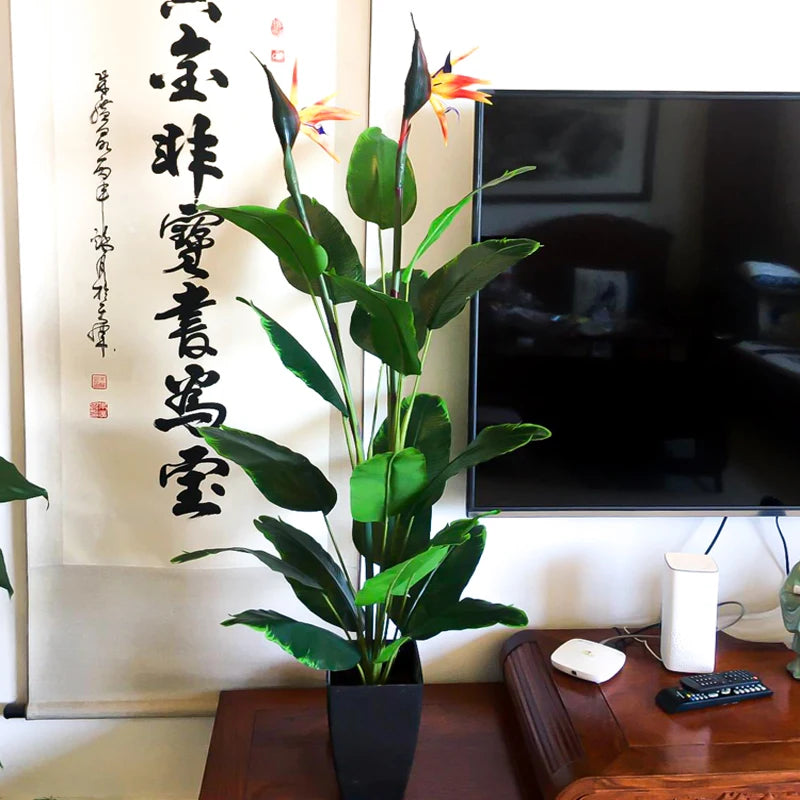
left=199, top=682, right=539, bottom=800
left=502, top=629, right=800, bottom=800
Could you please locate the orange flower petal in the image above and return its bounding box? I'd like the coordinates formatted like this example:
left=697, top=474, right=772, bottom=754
left=290, top=61, right=299, bottom=107
left=428, top=94, right=449, bottom=144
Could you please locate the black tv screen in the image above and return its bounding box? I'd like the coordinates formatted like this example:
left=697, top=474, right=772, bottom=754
left=469, top=91, right=800, bottom=514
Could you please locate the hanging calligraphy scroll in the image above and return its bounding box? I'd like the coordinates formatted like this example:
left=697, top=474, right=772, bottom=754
left=13, top=0, right=366, bottom=717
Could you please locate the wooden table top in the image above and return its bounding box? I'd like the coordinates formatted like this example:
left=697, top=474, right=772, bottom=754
left=199, top=682, right=539, bottom=800
left=503, top=628, right=800, bottom=800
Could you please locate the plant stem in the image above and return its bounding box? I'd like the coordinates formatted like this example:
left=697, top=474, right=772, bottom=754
left=399, top=331, right=432, bottom=444
left=378, top=228, right=387, bottom=294
left=323, top=514, right=358, bottom=600
left=367, top=365, right=384, bottom=459
left=281, top=149, right=365, bottom=465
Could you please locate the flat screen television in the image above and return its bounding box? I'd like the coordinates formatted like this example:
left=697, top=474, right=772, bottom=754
left=468, top=90, right=800, bottom=514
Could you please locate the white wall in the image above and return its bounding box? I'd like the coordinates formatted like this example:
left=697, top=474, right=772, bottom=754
left=2, top=0, right=800, bottom=796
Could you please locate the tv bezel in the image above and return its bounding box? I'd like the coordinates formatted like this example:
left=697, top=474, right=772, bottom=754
left=467, top=89, right=800, bottom=517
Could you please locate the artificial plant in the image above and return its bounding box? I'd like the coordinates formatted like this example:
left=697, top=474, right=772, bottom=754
left=172, top=21, right=549, bottom=684
left=0, top=456, right=47, bottom=597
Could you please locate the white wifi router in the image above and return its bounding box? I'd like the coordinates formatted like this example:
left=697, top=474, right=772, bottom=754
left=550, top=638, right=626, bottom=683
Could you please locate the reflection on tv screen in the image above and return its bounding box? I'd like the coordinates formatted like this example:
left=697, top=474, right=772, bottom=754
left=470, top=92, right=800, bottom=512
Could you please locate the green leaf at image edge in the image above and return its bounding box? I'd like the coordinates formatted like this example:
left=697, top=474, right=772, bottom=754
left=199, top=426, right=337, bottom=514
left=237, top=297, right=348, bottom=417
left=223, top=609, right=361, bottom=671
left=402, top=166, right=537, bottom=280
left=0, top=549, right=12, bottom=598
left=0, top=456, right=48, bottom=503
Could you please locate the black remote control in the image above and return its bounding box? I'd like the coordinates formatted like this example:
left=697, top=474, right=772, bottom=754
left=656, top=681, right=772, bottom=713
left=679, top=669, right=760, bottom=692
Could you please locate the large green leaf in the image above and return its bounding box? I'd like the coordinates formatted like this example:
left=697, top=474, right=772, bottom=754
left=350, top=448, right=427, bottom=523
left=415, top=423, right=550, bottom=510
left=355, top=545, right=451, bottom=606
left=331, top=275, right=421, bottom=375
left=402, top=168, right=537, bottom=280
left=0, top=457, right=47, bottom=503
left=373, top=394, right=451, bottom=481
left=237, top=298, right=347, bottom=417
left=406, top=598, right=528, bottom=640
left=0, top=549, right=12, bottom=597
left=278, top=195, right=364, bottom=303
left=419, top=238, right=541, bottom=330
left=254, top=516, right=358, bottom=631
left=429, top=515, right=495, bottom=547
left=223, top=609, right=361, bottom=671
left=410, top=526, right=486, bottom=621
left=351, top=270, right=429, bottom=354
left=346, top=127, right=417, bottom=229
left=171, top=547, right=322, bottom=589
left=199, top=426, right=337, bottom=514
left=199, top=204, right=328, bottom=284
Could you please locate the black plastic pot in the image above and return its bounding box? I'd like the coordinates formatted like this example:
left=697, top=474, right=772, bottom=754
left=327, top=641, right=423, bottom=800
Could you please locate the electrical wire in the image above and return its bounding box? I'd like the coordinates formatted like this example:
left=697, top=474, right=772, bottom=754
left=704, top=516, right=728, bottom=556
left=775, top=516, right=790, bottom=576
left=716, top=600, right=746, bottom=630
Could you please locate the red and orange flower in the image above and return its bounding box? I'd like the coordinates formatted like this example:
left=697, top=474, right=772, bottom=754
left=290, top=61, right=358, bottom=162
left=429, top=48, right=491, bottom=144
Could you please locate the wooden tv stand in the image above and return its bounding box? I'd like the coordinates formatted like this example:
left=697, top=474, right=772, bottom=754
left=502, top=628, right=800, bottom=800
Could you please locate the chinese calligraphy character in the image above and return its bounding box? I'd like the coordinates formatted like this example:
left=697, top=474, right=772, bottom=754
left=159, top=445, right=229, bottom=517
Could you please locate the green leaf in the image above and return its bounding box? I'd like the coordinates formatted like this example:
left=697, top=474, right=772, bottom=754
left=402, top=168, right=538, bottom=280
left=419, top=238, right=541, bottom=330
left=415, top=423, right=550, bottom=510
left=351, top=270, right=429, bottom=354
left=350, top=448, right=427, bottom=523
left=375, top=636, right=410, bottom=664
left=0, top=549, right=12, bottom=598
left=346, top=127, right=417, bottom=229
left=331, top=275, right=421, bottom=375
left=199, top=426, right=337, bottom=514
left=223, top=609, right=361, bottom=671
left=237, top=298, right=347, bottom=417
left=254, top=516, right=359, bottom=631
left=410, top=526, right=486, bottom=623
left=373, top=394, right=451, bottom=481
left=254, top=56, right=300, bottom=154
left=0, top=457, right=47, bottom=503
left=200, top=204, right=328, bottom=284
left=278, top=195, right=364, bottom=303
left=429, top=515, right=495, bottom=547
left=406, top=598, right=528, bottom=640
left=355, top=545, right=450, bottom=606
left=402, top=20, right=431, bottom=122
left=171, top=547, right=322, bottom=589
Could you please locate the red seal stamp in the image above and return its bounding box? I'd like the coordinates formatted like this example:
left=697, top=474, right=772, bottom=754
left=91, top=373, right=108, bottom=390
left=270, top=17, right=284, bottom=36
left=270, top=49, right=285, bottom=63
left=89, top=401, right=108, bottom=419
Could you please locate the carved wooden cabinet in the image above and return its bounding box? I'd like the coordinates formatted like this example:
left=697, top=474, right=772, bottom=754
left=502, top=629, right=800, bottom=800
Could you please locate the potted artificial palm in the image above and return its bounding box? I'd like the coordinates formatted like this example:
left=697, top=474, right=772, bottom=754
left=172, top=20, right=548, bottom=800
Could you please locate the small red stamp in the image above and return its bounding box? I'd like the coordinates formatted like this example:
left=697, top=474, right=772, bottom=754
left=89, top=401, right=108, bottom=419
left=270, top=49, right=285, bottom=63
left=91, top=373, right=108, bottom=390
left=270, top=17, right=284, bottom=36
